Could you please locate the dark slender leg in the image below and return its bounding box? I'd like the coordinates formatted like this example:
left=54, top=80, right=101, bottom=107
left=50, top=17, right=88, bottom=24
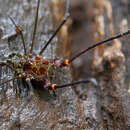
left=69, top=29, right=130, bottom=63
left=8, top=53, right=23, bottom=60
left=48, top=78, right=98, bottom=90
left=30, top=0, right=40, bottom=55
left=9, top=16, right=27, bottom=56
left=39, top=0, right=70, bottom=56
left=0, top=64, right=23, bottom=87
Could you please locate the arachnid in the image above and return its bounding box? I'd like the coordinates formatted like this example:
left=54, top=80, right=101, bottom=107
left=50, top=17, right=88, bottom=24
left=0, top=0, right=130, bottom=95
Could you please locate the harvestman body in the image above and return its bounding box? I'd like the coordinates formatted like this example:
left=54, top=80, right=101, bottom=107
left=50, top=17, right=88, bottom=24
left=0, top=0, right=130, bottom=94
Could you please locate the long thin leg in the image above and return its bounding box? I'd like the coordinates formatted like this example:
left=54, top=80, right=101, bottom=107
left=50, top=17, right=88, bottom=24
left=39, top=0, right=70, bottom=56
left=9, top=16, right=27, bottom=56
left=8, top=53, right=24, bottom=62
left=29, top=0, right=40, bottom=55
left=0, top=61, right=17, bottom=72
left=48, top=78, right=98, bottom=90
left=0, top=76, right=20, bottom=86
left=6, top=53, right=25, bottom=70
left=68, top=29, right=130, bottom=63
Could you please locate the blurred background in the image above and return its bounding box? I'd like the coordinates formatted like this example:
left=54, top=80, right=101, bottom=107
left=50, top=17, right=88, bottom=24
left=70, top=0, right=130, bottom=81
left=54, top=0, right=130, bottom=128
left=69, top=0, right=130, bottom=128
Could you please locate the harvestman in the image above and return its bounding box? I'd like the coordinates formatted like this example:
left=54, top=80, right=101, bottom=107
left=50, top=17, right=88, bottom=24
left=0, top=0, right=130, bottom=95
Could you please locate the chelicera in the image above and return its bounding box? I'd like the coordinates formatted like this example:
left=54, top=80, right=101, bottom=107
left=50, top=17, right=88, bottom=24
left=0, top=0, right=130, bottom=95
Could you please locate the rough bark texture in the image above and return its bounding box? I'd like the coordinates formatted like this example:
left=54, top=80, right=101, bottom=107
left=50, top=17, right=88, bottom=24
left=70, top=0, right=130, bottom=129
left=0, top=0, right=130, bottom=130
left=0, top=0, right=79, bottom=129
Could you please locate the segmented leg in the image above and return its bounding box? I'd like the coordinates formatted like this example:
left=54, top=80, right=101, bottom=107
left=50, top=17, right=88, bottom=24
left=30, top=0, right=40, bottom=55
left=7, top=53, right=25, bottom=65
left=39, top=0, right=70, bottom=55
left=9, top=16, right=27, bottom=56
left=0, top=61, right=17, bottom=72
left=48, top=78, right=98, bottom=90
left=6, top=53, right=25, bottom=70
left=69, top=29, right=130, bottom=63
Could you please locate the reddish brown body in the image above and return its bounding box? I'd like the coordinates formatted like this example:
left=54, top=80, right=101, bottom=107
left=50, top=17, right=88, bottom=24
left=22, top=58, right=65, bottom=90
left=23, top=59, right=51, bottom=76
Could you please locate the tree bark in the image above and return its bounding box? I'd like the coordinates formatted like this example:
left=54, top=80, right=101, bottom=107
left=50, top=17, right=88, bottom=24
left=70, top=0, right=130, bottom=129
